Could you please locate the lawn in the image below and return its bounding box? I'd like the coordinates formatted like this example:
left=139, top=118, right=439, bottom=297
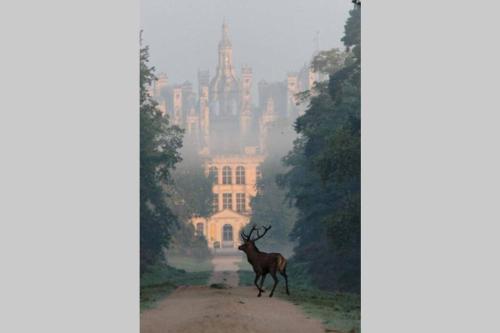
left=140, top=256, right=213, bottom=311
left=238, top=264, right=360, bottom=333
left=166, top=254, right=214, bottom=272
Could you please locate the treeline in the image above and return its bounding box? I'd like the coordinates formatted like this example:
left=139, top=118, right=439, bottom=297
left=140, top=43, right=212, bottom=274
left=164, top=146, right=213, bottom=260
left=279, top=5, right=361, bottom=292
left=246, top=118, right=298, bottom=256
left=248, top=4, right=361, bottom=293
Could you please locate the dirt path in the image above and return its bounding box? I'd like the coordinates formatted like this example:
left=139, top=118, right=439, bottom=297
left=208, top=254, right=240, bottom=287
left=141, top=255, right=326, bottom=333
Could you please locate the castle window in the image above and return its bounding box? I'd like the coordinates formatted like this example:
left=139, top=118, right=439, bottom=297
left=256, top=166, right=262, bottom=180
left=222, top=166, right=232, bottom=184
left=209, top=166, right=218, bottom=184
left=212, top=193, right=219, bottom=212
left=236, top=166, right=245, bottom=184
left=223, top=224, right=233, bottom=241
left=236, top=193, right=246, bottom=212
left=223, top=193, right=232, bottom=210
left=196, top=223, right=204, bottom=237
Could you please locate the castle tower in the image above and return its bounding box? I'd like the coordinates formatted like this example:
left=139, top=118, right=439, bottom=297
left=198, top=70, right=210, bottom=149
left=158, top=100, right=167, bottom=116
left=172, top=86, right=183, bottom=126
left=287, top=73, right=299, bottom=118
left=218, top=21, right=235, bottom=79
left=240, top=66, right=253, bottom=137
left=308, top=68, right=317, bottom=91
left=209, top=21, right=240, bottom=117
left=189, top=22, right=266, bottom=251
left=200, top=86, right=210, bottom=148
left=186, top=106, right=200, bottom=141
left=198, top=70, right=210, bottom=97
left=209, top=21, right=241, bottom=153
left=257, top=80, right=269, bottom=111
left=259, top=97, right=276, bottom=152
left=155, top=73, right=168, bottom=97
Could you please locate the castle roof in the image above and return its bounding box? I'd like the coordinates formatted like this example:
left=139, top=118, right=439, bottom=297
left=218, top=21, right=232, bottom=48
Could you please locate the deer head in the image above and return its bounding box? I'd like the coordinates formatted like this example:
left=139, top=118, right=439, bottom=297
left=238, top=225, right=272, bottom=253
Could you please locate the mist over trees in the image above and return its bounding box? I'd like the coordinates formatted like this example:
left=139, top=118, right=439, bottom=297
left=164, top=144, right=213, bottom=260
left=244, top=118, right=298, bottom=255
left=140, top=43, right=184, bottom=273
left=140, top=3, right=361, bottom=295
left=140, top=44, right=214, bottom=273
left=278, top=4, right=360, bottom=293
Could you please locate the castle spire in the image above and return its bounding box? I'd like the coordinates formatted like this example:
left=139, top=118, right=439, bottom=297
left=219, top=20, right=232, bottom=48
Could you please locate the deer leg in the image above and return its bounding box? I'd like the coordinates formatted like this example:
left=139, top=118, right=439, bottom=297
left=254, top=273, right=263, bottom=297
left=259, top=274, right=267, bottom=293
left=280, top=268, right=290, bottom=295
left=269, top=272, right=279, bottom=297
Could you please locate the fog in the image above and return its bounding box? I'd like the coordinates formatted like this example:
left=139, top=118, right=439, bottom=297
left=140, top=0, right=352, bottom=85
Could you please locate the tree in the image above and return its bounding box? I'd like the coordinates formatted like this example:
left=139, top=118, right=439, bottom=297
left=278, top=4, right=361, bottom=292
left=311, top=48, right=349, bottom=75
left=140, top=41, right=184, bottom=274
left=244, top=117, right=297, bottom=254
left=166, top=145, right=213, bottom=222
left=246, top=166, right=297, bottom=253
left=164, top=144, right=213, bottom=260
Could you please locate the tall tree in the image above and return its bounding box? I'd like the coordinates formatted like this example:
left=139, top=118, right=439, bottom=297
left=166, top=146, right=213, bottom=222
left=245, top=118, right=298, bottom=255
left=140, top=41, right=184, bottom=273
left=164, top=144, right=213, bottom=260
left=278, top=3, right=361, bottom=292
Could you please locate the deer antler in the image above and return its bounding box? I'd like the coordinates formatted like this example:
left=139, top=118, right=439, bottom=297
left=241, top=225, right=258, bottom=241
left=252, top=225, right=272, bottom=242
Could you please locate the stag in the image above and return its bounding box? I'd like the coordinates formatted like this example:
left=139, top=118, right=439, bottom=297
left=238, top=225, right=290, bottom=297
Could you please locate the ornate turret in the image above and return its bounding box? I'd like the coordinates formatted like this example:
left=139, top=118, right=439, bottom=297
left=209, top=21, right=240, bottom=117
left=240, top=66, right=253, bottom=137
left=219, top=20, right=232, bottom=49
left=208, top=20, right=241, bottom=153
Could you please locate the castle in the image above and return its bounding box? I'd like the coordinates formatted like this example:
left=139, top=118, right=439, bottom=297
left=150, top=22, right=323, bottom=250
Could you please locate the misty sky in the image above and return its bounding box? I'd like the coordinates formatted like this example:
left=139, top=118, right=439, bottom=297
left=140, top=0, right=353, bottom=86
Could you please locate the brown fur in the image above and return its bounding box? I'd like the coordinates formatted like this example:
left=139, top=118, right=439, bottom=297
left=277, top=255, right=287, bottom=272
left=238, top=225, right=290, bottom=297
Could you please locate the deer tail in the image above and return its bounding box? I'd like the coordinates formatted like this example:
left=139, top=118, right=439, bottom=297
left=277, top=255, right=287, bottom=273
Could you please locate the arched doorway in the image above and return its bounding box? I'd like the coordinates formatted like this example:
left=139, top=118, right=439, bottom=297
left=195, top=223, right=204, bottom=237
left=222, top=224, right=233, bottom=248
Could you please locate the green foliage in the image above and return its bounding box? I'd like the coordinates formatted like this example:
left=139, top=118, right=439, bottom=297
left=166, top=223, right=212, bottom=261
left=311, top=48, right=349, bottom=75
left=278, top=6, right=361, bottom=293
left=246, top=175, right=296, bottom=254
left=165, top=145, right=213, bottom=260
left=140, top=42, right=184, bottom=274
left=167, top=147, right=213, bottom=220
left=140, top=263, right=211, bottom=311
left=244, top=118, right=297, bottom=255
left=164, top=254, right=213, bottom=272
left=280, top=260, right=360, bottom=333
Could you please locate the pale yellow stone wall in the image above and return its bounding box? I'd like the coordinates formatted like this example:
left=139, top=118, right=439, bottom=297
left=190, top=154, right=264, bottom=248
left=191, top=211, right=250, bottom=248
left=207, top=154, right=264, bottom=213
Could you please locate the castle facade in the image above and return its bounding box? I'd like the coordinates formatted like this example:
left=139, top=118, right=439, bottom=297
left=150, top=22, right=323, bottom=250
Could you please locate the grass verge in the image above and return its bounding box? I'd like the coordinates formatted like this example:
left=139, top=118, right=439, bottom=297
left=238, top=264, right=360, bottom=333
left=141, top=257, right=212, bottom=311
left=166, top=255, right=213, bottom=272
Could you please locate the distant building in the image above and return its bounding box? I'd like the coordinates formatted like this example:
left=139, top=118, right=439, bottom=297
left=150, top=22, right=324, bottom=250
